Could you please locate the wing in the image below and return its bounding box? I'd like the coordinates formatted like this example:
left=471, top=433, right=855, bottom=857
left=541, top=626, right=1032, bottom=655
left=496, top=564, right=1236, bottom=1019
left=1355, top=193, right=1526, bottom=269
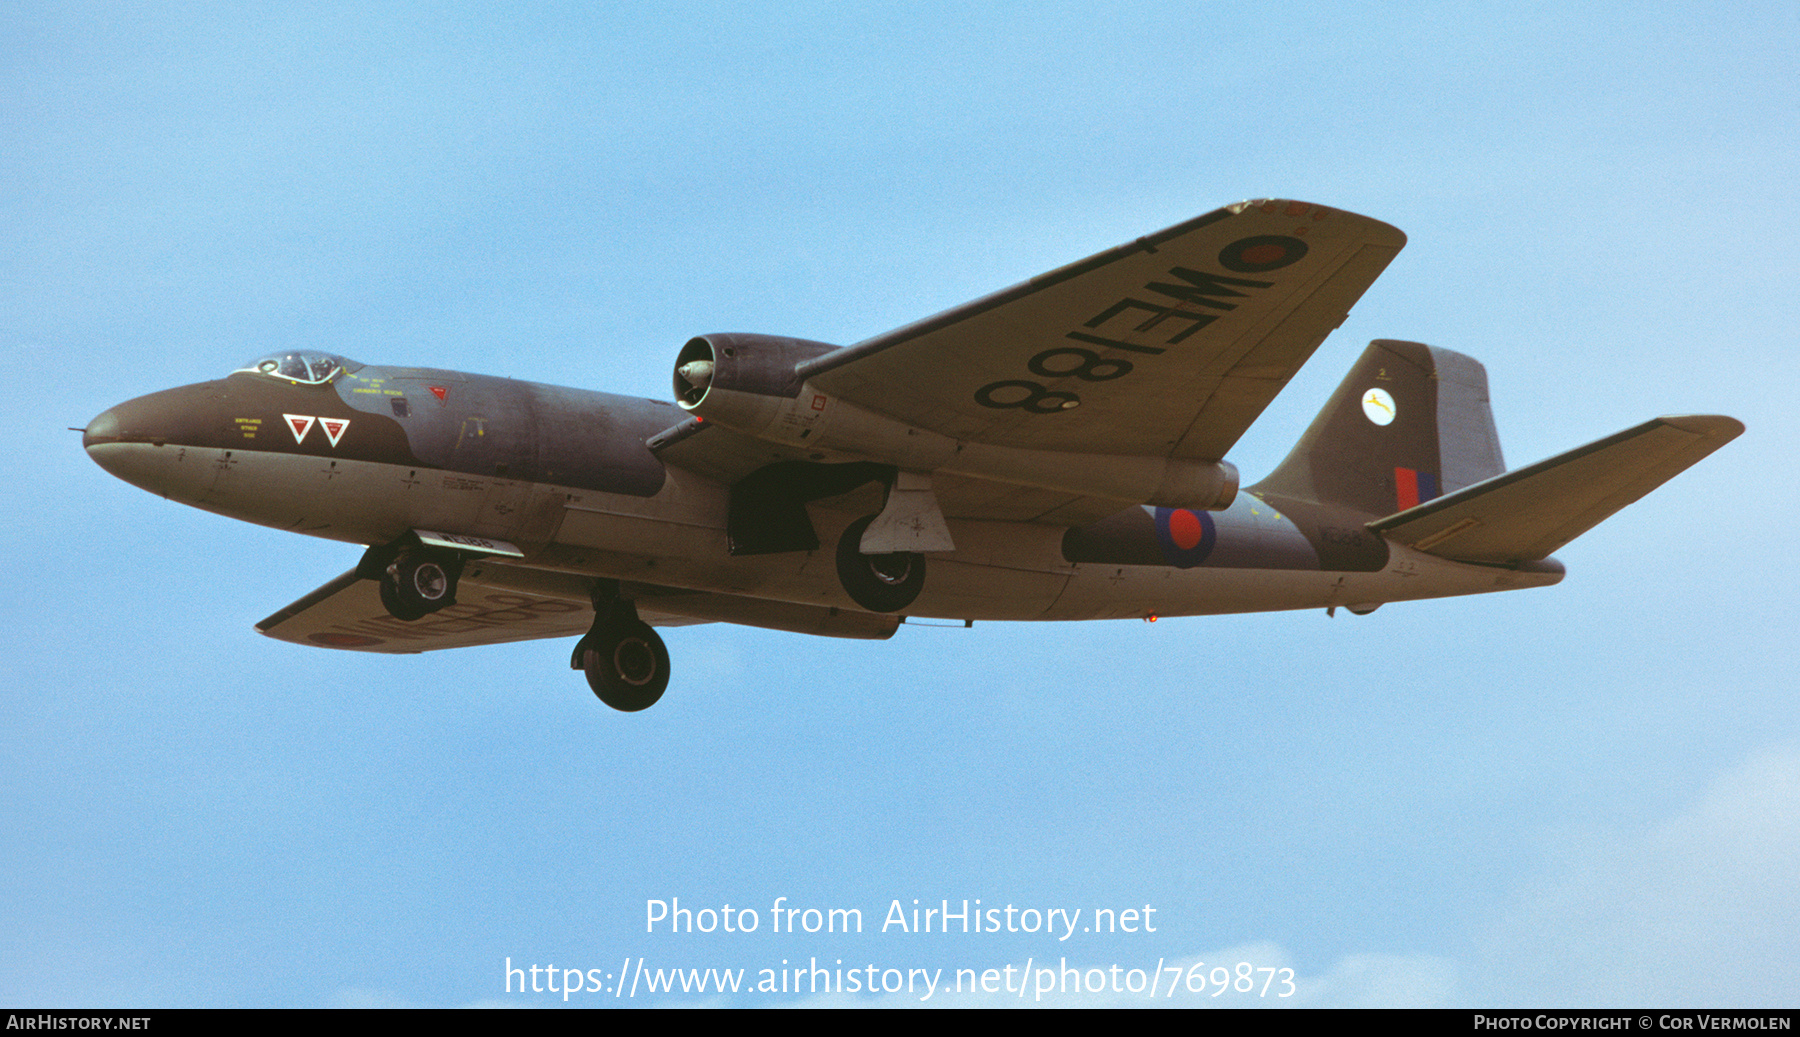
left=799, top=199, right=1405, bottom=461
left=257, top=562, right=895, bottom=653
left=1368, top=415, right=1744, bottom=563
left=256, top=565, right=641, bottom=654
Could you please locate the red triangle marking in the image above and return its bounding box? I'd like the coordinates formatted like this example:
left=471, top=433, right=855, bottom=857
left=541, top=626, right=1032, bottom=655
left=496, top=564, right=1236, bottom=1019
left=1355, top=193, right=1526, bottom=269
left=284, top=414, right=315, bottom=443
left=428, top=385, right=448, bottom=401
left=319, top=418, right=350, bottom=447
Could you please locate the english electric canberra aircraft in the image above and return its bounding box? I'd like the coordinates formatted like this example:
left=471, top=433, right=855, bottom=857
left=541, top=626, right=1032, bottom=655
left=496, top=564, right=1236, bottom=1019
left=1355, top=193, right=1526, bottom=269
left=83, top=200, right=1741, bottom=711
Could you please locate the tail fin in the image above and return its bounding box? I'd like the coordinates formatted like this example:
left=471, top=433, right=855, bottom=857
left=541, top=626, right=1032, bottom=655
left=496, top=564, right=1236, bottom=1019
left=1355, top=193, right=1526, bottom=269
left=1252, top=339, right=1504, bottom=516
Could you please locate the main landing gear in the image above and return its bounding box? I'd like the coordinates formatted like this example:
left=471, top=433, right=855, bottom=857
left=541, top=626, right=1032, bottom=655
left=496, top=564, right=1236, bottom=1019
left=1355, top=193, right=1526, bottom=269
left=835, top=514, right=925, bottom=613
left=571, top=595, right=669, bottom=712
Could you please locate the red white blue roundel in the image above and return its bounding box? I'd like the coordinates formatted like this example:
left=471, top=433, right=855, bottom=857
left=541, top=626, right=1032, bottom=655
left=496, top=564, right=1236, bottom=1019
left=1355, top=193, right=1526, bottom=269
left=1153, top=507, right=1217, bottom=568
left=1218, top=234, right=1309, bottom=273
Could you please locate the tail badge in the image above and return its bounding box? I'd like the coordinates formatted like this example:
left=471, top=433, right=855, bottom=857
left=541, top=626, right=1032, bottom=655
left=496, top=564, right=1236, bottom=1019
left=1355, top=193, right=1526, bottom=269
left=1362, top=388, right=1396, bottom=426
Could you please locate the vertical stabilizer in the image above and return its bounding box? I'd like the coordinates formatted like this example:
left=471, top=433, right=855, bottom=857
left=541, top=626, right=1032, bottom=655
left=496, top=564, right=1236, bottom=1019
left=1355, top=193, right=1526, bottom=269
left=1251, top=340, right=1505, bottom=517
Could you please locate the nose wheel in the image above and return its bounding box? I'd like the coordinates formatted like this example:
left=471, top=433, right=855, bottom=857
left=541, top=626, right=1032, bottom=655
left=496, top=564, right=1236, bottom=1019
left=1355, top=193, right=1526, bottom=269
left=572, top=599, right=669, bottom=712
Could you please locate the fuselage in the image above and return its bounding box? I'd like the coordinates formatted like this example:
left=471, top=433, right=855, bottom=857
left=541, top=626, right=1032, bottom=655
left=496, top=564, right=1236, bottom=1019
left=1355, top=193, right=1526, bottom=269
left=84, top=352, right=1562, bottom=626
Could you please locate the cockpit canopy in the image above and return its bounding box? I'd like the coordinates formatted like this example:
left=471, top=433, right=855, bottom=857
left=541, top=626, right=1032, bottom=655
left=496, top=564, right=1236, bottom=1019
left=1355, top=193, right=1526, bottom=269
left=232, top=351, right=357, bottom=385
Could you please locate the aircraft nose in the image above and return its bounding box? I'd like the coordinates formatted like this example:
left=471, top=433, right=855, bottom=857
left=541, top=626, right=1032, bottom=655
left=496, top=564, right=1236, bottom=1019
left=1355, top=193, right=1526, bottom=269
left=82, top=393, right=181, bottom=458
left=82, top=381, right=234, bottom=485
left=84, top=382, right=229, bottom=449
left=83, top=396, right=169, bottom=485
left=82, top=405, right=122, bottom=451
left=84, top=399, right=152, bottom=488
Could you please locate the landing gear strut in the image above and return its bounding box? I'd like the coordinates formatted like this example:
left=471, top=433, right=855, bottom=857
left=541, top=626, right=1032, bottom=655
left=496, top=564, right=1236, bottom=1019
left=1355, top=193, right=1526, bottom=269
left=572, top=595, right=669, bottom=712
left=835, top=514, right=925, bottom=613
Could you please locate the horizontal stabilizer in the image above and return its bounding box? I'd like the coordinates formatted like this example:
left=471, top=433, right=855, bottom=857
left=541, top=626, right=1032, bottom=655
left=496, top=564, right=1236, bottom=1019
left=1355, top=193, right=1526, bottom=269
left=1367, top=415, right=1742, bottom=564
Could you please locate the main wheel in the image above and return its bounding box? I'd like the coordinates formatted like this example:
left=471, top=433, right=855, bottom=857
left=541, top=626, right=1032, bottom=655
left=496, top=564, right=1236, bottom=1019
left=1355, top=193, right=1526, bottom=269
left=581, top=620, right=670, bottom=712
left=835, top=514, right=925, bottom=613
left=379, top=551, right=460, bottom=620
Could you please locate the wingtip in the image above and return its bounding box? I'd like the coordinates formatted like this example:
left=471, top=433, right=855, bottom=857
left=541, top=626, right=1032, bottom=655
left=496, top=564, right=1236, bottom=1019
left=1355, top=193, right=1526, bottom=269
left=1656, top=414, right=1746, bottom=441
left=1232, top=198, right=1407, bottom=248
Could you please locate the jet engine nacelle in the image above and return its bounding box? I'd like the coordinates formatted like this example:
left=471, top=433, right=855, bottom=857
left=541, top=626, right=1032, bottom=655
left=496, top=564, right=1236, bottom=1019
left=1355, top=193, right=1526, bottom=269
left=672, top=332, right=1237, bottom=512
left=673, top=333, right=840, bottom=420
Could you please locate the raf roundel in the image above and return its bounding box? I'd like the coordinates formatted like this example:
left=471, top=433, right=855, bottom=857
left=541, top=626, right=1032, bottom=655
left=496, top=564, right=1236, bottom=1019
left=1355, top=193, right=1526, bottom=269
left=1218, top=234, right=1309, bottom=273
left=1362, top=388, right=1396, bottom=426
left=1153, top=507, right=1218, bottom=569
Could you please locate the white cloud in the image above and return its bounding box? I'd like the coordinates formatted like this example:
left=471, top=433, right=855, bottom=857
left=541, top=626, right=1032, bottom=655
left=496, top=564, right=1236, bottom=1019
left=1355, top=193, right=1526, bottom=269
left=1476, top=746, right=1800, bottom=1005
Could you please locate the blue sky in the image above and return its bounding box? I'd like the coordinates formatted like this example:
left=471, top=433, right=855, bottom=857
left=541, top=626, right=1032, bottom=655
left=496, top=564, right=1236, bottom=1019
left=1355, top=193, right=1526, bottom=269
left=6, top=1, right=1797, bottom=1007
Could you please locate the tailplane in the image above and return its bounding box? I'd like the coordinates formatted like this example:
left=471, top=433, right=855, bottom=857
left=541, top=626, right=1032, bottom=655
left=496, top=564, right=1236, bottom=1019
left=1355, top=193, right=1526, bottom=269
left=1368, top=414, right=1742, bottom=563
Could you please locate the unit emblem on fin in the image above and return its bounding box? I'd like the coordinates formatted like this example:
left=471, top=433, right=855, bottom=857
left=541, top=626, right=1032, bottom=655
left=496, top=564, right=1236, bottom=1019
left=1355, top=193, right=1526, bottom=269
left=1362, top=388, right=1396, bottom=426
